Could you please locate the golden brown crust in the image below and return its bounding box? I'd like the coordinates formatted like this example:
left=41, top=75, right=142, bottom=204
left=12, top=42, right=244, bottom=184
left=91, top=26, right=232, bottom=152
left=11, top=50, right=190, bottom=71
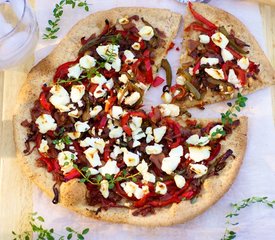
left=179, top=3, right=275, bottom=108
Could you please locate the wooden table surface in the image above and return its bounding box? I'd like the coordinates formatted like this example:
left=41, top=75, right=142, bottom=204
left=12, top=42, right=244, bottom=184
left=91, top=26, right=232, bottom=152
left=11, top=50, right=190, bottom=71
left=0, top=1, right=275, bottom=238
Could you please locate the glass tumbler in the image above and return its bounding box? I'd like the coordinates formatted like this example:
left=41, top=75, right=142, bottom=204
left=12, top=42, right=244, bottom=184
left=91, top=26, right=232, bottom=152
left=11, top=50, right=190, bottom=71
left=0, top=0, right=39, bottom=70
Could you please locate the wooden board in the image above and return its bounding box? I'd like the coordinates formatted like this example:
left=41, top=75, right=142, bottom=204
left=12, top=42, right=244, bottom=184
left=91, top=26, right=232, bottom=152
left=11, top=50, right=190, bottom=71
left=0, top=1, right=275, bottom=238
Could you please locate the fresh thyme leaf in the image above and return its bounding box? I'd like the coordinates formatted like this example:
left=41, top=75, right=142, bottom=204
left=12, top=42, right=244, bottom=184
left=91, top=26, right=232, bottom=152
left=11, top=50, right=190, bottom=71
left=221, top=196, right=275, bottom=240
left=221, top=93, right=248, bottom=125
left=43, top=0, right=90, bottom=40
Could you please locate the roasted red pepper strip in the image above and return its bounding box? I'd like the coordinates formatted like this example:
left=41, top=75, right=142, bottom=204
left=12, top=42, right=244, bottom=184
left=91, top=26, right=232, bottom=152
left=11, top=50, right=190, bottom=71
left=166, top=118, right=181, bottom=148
left=193, top=57, right=201, bottom=75
left=185, top=22, right=213, bottom=35
left=39, top=92, right=51, bottom=111
left=129, top=111, right=147, bottom=119
left=148, top=195, right=181, bottom=207
left=205, top=143, right=221, bottom=164
left=181, top=190, right=195, bottom=200
left=152, top=76, right=165, bottom=87
left=235, top=68, right=247, bottom=86
left=222, top=61, right=235, bottom=81
left=103, top=143, right=111, bottom=161
left=105, top=96, right=117, bottom=113
left=99, top=115, right=108, bottom=129
left=64, top=168, right=81, bottom=181
left=144, top=58, right=154, bottom=84
left=38, top=157, right=54, bottom=172
left=188, top=2, right=217, bottom=30
left=53, top=60, right=78, bottom=82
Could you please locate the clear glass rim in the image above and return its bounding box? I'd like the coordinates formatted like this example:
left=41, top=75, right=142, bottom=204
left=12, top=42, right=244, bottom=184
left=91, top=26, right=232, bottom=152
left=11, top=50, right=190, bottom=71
left=0, top=0, right=27, bottom=41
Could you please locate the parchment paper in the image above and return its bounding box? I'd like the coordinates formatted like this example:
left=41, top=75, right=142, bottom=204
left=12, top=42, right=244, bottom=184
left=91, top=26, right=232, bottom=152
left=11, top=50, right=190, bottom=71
left=32, top=0, right=275, bottom=239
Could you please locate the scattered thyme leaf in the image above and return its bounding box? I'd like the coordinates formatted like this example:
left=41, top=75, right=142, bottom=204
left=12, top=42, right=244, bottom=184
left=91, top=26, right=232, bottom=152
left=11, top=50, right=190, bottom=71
left=43, top=0, right=90, bottom=40
left=222, top=196, right=275, bottom=240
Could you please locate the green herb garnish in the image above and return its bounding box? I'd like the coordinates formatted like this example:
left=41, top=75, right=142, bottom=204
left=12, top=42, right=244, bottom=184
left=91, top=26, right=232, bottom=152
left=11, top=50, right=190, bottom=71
left=221, top=93, right=248, bottom=125
left=43, top=0, right=90, bottom=40
left=222, top=196, right=275, bottom=240
left=12, top=212, right=90, bottom=240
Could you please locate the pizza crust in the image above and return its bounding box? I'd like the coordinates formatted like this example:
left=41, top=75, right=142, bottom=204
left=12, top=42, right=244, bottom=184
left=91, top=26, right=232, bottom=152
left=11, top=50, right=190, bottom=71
left=179, top=3, right=275, bottom=108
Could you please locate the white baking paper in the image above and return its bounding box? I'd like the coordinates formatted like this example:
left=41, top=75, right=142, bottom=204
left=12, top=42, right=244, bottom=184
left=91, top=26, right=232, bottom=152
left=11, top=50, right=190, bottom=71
left=33, top=0, right=275, bottom=239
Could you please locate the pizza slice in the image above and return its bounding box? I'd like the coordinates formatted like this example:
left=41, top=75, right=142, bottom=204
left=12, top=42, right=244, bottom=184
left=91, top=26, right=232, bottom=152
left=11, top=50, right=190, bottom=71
left=163, top=2, right=275, bottom=108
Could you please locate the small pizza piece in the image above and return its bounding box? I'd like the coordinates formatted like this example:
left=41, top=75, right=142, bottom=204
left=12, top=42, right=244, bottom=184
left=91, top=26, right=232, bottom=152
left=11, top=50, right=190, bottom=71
left=168, top=2, right=275, bottom=108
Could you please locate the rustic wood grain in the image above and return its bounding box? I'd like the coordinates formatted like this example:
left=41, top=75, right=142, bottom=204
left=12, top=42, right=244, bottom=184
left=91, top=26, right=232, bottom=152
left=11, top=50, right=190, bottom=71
left=0, top=1, right=35, bottom=238
left=259, top=4, right=275, bottom=124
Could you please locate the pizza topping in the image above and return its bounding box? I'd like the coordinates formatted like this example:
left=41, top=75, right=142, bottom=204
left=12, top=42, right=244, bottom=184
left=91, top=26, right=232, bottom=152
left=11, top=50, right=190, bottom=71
left=186, top=134, right=209, bottom=146
left=38, top=139, right=49, bottom=153
left=145, top=143, right=163, bottom=155
left=99, top=180, right=109, bottom=198
left=67, top=64, right=83, bottom=79
left=58, top=151, right=77, bottom=174
left=35, top=114, right=57, bottom=134
left=201, top=57, right=219, bottom=66
left=49, top=85, right=71, bottom=112
left=211, top=32, right=229, bottom=49
left=237, top=57, right=249, bottom=70
left=74, top=121, right=90, bottom=132
left=228, top=69, right=242, bottom=89
left=153, top=126, right=167, bottom=143
left=199, top=34, right=210, bottom=44
left=174, top=175, right=186, bottom=189
left=190, top=163, right=208, bottom=178
left=205, top=68, right=225, bottom=80
left=138, top=26, right=154, bottom=41
left=158, top=104, right=180, bottom=117
left=98, top=160, right=120, bottom=176
left=188, top=146, right=211, bottom=162
left=79, top=55, right=96, bottom=69
left=221, top=48, right=234, bottom=62
left=155, top=182, right=167, bottom=195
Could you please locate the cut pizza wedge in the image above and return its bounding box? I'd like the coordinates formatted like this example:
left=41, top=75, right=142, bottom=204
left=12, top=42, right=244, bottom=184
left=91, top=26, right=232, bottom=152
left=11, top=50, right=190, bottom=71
left=167, top=2, right=275, bottom=108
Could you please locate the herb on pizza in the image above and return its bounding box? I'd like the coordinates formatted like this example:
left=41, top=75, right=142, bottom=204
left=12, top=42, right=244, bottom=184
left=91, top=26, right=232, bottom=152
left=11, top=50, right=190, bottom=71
left=43, top=0, right=90, bottom=40
left=12, top=212, right=90, bottom=240
left=222, top=197, right=275, bottom=240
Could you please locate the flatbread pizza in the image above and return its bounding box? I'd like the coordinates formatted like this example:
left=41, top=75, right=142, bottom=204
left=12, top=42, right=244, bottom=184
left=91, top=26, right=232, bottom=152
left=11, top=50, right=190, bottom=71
left=163, top=2, right=275, bottom=108
left=14, top=6, right=248, bottom=226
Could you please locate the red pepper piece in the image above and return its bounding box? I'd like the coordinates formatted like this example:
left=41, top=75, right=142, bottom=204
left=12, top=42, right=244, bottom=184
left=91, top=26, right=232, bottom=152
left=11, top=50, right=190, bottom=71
left=152, top=76, right=165, bottom=87
left=103, top=144, right=111, bottom=162
left=185, top=119, right=197, bottom=127
left=193, top=57, right=201, bottom=75
left=167, top=42, right=175, bottom=52
left=35, top=133, right=42, bottom=149
left=99, top=115, right=108, bottom=129
left=207, top=40, right=220, bottom=54
left=188, top=2, right=217, bottom=30
left=133, top=193, right=155, bottom=208
left=222, top=61, right=235, bottom=81
left=105, top=96, right=117, bottom=113
left=185, top=22, right=214, bottom=35
left=122, top=125, right=132, bottom=136
left=166, top=118, right=182, bottom=148
left=38, top=157, right=54, bottom=172
left=53, top=60, right=79, bottom=82
left=205, top=143, right=221, bottom=164
left=235, top=68, right=247, bottom=86
left=115, top=182, right=136, bottom=200
left=144, top=58, right=154, bottom=84
left=39, top=92, right=52, bottom=112
left=148, top=195, right=181, bottom=207
left=129, top=111, right=147, bottom=119
left=181, top=190, right=195, bottom=200
left=64, top=168, right=81, bottom=181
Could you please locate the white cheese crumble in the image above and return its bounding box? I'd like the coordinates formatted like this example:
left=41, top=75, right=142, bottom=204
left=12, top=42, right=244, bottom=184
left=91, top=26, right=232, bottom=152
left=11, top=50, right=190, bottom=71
left=68, top=109, right=80, bottom=118
left=79, top=55, right=96, bottom=69
left=138, top=26, right=154, bottom=41
left=67, top=64, right=83, bottom=79
left=109, top=127, right=123, bottom=139
left=199, top=34, right=210, bottom=44
left=98, top=160, right=120, bottom=176
left=100, top=180, right=109, bottom=198
left=200, top=57, right=219, bottom=66
left=131, top=42, right=141, bottom=50
left=35, top=114, right=57, bottom=134
left=205, top=68, right=225, bottom=80
left=188, top=146, right=211, bottom=162
left=74, top=121, right=90, bottom=133
left=155, top=182, right=167, bottom=195
left=124, top=92, right=141, bottom=106
left=176, top=75, right=186, bottom=85
left=153, top=126, right=167, bottom=143
left=67, top=132, right=81, bottom=140
left=145, top=143, right=163, bottom=155
left=211, top=32, right=229, bottom=49
left=237, top=57, right=249, bottom=70
left=118, top=74, right=128, bottom=84
left=121, top=181, right=144, bottom=199
left=189, top=163, right=208, bottom=178
left=186, top=134, right=210, bottom=146
left=90, top=105, right=103, bottom=118
left=49, top=85, right=70, bottom=112
left=161, top=156, right=181, bottom=175
left=84, top=147, right=102, bottom=167
left=91, top=74, right=107, bottom=85
left=221, top=48, right=234, bottom=62
left=38, top=139, right=49, bottom=153
left=161, top=92, right=172, bottom=104
left=169, top=145, right=184, bottom=157
left=111, top=106, right=123, bottom=119
left=174, top=175, right=186, bottom=189
left=209, top=125, right=224, bottom=139
left=93, top=85, right=106, bottom=98
left=159, top=104, right=180, bottom=117
left=124, top=50, right=136, bottom=64
left=57, top=151, right=77, bottom=174
left=123, top=149, right=140, bottom=167
left=228, top=69, right=242, bottom=88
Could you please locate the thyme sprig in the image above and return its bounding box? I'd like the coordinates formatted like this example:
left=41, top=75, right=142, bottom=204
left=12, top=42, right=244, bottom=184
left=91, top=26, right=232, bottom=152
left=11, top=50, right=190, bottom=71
left=43, top=0, right=90, bottom=40
left=221, top=93, right=248, bottom=125
left=12, top=212, right=89, bottom=240
left=74, top=164, right=141, bottom=189
left=222, top=196, right=275, bottom=240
